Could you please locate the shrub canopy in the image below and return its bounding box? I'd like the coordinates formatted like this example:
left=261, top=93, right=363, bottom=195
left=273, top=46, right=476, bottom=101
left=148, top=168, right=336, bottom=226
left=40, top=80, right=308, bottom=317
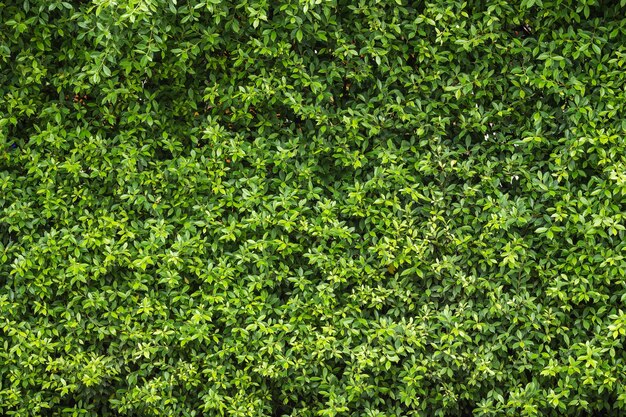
left=2, top=0, right=626, bottom=416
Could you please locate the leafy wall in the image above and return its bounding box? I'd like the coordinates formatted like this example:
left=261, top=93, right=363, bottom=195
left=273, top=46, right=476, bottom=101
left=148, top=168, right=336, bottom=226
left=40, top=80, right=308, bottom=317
left=2, top=0, right=626, bottom=415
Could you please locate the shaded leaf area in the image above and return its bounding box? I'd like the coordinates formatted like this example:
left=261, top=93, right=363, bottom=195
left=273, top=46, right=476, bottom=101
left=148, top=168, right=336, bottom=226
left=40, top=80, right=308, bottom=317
left=1, top=0, right=626, bottom=416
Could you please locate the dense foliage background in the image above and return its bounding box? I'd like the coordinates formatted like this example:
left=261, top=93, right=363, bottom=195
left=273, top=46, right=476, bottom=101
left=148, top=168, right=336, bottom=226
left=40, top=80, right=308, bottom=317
left=2, top=0, right=626, bottom=415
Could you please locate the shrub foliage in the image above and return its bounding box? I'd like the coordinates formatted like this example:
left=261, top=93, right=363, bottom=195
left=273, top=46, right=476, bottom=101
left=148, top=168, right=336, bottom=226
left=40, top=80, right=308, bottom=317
left=2, top=0, right=626, bottom=415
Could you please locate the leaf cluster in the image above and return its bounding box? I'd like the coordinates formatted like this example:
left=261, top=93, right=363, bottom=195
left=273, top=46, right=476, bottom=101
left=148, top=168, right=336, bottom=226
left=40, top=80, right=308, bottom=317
left=2, top=0, right=626, bottom=416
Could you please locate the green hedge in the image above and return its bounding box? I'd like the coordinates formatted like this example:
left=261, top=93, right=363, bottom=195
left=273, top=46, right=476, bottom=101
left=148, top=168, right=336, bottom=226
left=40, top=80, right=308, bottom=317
left=2, top=0, right=626, bottom=415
